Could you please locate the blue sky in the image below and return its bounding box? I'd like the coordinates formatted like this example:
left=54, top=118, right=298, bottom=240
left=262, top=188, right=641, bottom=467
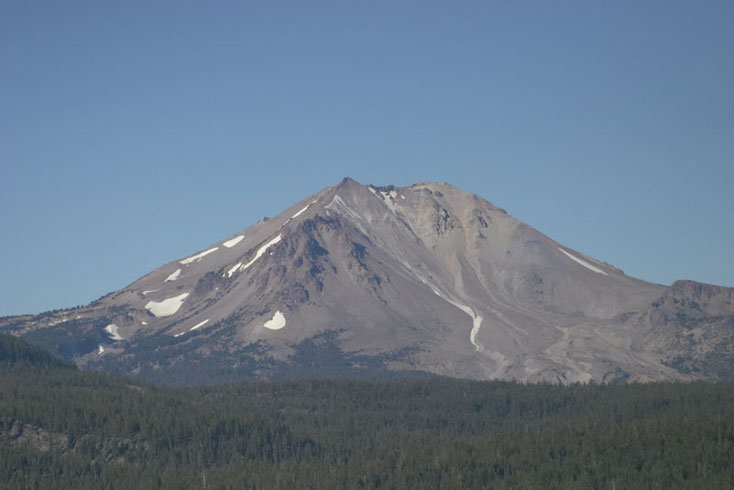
left=1, top=1, right=733, bottom=316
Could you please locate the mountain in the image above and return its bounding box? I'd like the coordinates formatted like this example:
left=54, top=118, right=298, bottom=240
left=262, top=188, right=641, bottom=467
left=1, top=177, right=732, bottom=384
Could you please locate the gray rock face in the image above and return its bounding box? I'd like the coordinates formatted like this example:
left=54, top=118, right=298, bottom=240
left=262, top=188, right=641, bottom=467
left=2, top=178, right=732, bottom=384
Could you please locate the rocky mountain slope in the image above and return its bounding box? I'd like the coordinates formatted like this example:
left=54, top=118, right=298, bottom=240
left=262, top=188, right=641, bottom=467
left=2, top=178, right=732, bottom=384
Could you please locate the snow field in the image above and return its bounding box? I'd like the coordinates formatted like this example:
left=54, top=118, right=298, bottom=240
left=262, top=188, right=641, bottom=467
left=164, top=269, right=181, bottom=282
left=240, top=235, right=282, bottom=272
left=190, top=319, right=209, bottom=331
left=180, top=247, right=218, bottom=265
left=105, top=324, right=122, bottom=341
left=263, top=310, right=286, bottom=330
left=145, top=292, right=190, bottom=317
left=223, top=235, right=245, bottom=248
left=291, top=205, right=310, bottom=219
left=227, top=263, right=242, bottom=278
left=558, top=248, right=608, bottom=275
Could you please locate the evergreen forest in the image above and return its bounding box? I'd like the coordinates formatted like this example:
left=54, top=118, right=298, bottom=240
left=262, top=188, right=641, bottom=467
left=2, top=334, right=734, bottom=489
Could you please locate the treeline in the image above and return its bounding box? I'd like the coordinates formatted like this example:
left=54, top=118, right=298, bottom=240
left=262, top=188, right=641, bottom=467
left=0, top=333, right=74, bottom=370
left=1, top=337, right=734, bottom=489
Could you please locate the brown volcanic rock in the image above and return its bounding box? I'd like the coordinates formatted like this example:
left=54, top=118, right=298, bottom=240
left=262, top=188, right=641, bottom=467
left=640, top=280, right=734, bottom=379
left=658, top=280, right=734, bottom=311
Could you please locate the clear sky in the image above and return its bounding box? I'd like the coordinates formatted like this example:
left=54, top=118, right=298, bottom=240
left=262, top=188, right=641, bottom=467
left=1, top=1, right=733, bottom=316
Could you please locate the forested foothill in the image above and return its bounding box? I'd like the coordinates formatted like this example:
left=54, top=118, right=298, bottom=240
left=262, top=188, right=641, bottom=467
left=2, top=334, right=733, bottom=489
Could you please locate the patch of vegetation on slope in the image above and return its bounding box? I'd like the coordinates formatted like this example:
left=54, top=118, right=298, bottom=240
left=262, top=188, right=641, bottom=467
left=21, top=317, right=112, bottom=361
left=0, top=333, right=75, bottom=370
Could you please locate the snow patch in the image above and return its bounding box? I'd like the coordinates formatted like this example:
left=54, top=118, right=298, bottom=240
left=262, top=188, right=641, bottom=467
left=558, top=248, right=608, bottom=276
left=190, top=318, right=209, bottom=331
left=142, top=289, right=158, bottom=295
left=403, top=263, right=494, bottom=354
left=263, top=310, right=286, bottom=330
left=180, top=247, right=218, bottom=265
left=226, top=262, right=242, bottom=278
left=433, top=292, right=483, bottom=351
left=408, top=268, right=484, bottom=352
left=98, top=345, right=105, bottom=354
left=424, top=286, right=507, bottom=374
left=291, top=205, right=310, bottom=219
left=164, top=268, right=181, bottom=282
left=470, top=315, right=483, bottom=349
left=400, top=194, right=406, bottom=200
left=105, top=324, right=122, bottom=341
left=145, top=292, right=190, bottom=317
left=141, top=321, right=148, bottom=325
left=173, top=318, right=210, bottom=338
left=223, top=235, right=244, bottom=248
left=47, top=317, right=69, bottom=326
left=239, top=234, right=282, bottom=272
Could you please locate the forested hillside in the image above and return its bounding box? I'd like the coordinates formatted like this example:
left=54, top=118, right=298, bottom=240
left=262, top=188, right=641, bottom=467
left=2, top=334, right=734, bottom=489
left=0, top=333, right=75, bottom=370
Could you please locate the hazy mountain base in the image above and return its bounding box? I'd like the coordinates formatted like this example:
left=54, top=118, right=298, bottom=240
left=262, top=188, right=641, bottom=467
left=87, top=329, right=434, bottom=385
left=11, top=301, right=733, bottom=385
left=2, top=334, right=734, bottom=490
left=4, top=307, right=434, bottom=384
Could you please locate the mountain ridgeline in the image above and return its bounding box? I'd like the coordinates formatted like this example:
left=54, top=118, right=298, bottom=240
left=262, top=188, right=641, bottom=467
left=1, top=178, right=733, bottom=384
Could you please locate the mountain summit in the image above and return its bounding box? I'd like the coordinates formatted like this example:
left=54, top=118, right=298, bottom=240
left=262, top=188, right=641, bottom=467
left=3, top=178, right=733, bottom=384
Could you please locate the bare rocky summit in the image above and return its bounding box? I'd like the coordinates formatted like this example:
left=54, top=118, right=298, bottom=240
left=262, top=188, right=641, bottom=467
left=2, top=178, right=732, bottom=384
